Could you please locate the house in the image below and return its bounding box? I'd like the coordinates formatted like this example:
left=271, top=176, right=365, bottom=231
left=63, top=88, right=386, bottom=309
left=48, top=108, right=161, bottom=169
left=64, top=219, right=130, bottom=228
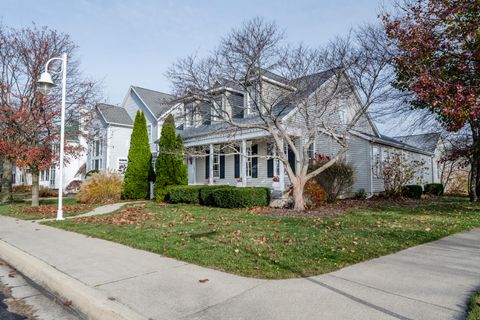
left=177, top=69, right=440, bottom=197
left=12, top=121, right=87, bottom=190
left=86, top=86, right=181, bottom=173
left=89, top=72, right=441, bottom=199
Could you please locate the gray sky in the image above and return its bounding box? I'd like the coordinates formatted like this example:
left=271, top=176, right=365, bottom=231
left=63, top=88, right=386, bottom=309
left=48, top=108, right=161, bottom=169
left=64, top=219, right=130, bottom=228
left=3, top=0, right=406, bottom=133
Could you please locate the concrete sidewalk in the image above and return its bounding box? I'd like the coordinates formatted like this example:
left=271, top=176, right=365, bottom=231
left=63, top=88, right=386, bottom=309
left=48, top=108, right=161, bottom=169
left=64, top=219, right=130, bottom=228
left=0, top=215, right=479, bottom=320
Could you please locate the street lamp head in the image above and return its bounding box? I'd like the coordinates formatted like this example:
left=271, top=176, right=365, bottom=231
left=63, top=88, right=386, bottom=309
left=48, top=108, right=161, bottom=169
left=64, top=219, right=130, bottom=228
left=37, top=71, right=55, bottom=94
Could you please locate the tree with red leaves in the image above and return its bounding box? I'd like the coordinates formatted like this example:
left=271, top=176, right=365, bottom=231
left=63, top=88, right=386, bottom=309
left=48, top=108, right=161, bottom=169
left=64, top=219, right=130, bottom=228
left=0, top=24, right=100, bottom=206
left=384, top=0, right=480, bottom=200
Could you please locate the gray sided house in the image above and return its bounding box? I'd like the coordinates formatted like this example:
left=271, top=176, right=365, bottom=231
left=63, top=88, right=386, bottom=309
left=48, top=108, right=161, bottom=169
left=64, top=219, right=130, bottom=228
left=177, top=70, right=441, bottom=197
left=88, top=74, right=441, bottom=199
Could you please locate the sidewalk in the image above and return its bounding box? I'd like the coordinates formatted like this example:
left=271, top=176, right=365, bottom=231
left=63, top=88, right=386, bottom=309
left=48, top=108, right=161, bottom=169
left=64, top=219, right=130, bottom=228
left=0, top=214, right=479, bottom=320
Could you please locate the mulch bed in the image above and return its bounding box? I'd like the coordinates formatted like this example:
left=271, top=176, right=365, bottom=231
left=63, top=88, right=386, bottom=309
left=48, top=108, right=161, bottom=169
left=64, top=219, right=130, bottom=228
left=253, top=197, right=423, bottom=218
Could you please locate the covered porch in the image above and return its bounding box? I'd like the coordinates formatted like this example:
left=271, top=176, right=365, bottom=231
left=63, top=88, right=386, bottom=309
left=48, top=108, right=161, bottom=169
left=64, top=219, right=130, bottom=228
left=183, top=133, right=293, bottom=193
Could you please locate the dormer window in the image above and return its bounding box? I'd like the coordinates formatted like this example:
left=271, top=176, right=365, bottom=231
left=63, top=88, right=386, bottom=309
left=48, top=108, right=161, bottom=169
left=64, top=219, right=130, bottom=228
left=211, top=96, right=223, bottom=122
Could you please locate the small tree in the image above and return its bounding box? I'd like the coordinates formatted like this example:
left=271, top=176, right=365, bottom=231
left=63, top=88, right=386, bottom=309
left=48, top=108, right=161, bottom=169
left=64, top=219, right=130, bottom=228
left=381, top=152, right=426, bottom=198
left=123, top=111, right=152, bottom=199
left=155, top=114, right=187, bottom=201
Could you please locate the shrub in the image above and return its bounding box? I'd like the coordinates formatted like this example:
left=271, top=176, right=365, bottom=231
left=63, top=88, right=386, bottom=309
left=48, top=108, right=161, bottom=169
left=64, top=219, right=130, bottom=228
left=354, top=188, right=367, bottom=199
left=200, top=185, right=233, bottom=206
left=424, top=183, right=444, bottom=196
left=211, top=187, right=270, bottom=208
left=66, top=180, right=83, bottom=192
left=12, top=185, right=31, bottom=193
left=304, top=180, right=326, bottom=208
left=38, top=186, right=58, bottom=197
left=155, top=114, right=188, bottom=201
left=85, top=170, right=99, bottom=178
left=401, top=184, right=423, bottom=199
left=309, top=160, right=355, bottom=203
left=123, top=111, right=153, bottom=199
left=381, top=152, right=426, bottom=198
left=78, top=171, right=123, bottom=204
left=167, top=185, right=204, bottom=204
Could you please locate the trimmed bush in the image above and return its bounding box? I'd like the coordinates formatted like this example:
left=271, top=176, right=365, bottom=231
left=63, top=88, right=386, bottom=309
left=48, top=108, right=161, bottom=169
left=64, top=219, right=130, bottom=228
left=402, top=184, right=423, bottom=199
left=167, top=185, right=204, bottom=204
left=78, top=171, right=122, bottom=204
left=211, top=187, right=270, bottom=208
left=200, top=185, right=233, bottom=206
left=123, top=111, right=153, bottom=199
left=155, top=114, right=188, bottom=201
left=38, top=186, right=58, bottom=197
left=424, top=183, right=444, bottom=196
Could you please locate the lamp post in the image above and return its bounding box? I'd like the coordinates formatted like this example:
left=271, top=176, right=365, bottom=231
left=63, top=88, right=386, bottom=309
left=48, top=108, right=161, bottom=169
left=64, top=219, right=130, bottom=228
left=37, top=53, right=67, bottom=221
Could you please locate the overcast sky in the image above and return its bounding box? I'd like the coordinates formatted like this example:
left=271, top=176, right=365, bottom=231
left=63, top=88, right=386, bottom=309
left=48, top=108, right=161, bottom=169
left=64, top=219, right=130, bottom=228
left=3, top=0, right=405, bottom=133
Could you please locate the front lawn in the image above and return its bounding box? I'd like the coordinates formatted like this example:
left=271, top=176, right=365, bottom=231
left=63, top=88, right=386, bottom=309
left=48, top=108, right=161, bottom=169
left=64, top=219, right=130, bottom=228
left=45, top=197, right=480, bottom=279
left=0, top=198, right=94, bottom=220
left=468, top=290, right=480, bottom=320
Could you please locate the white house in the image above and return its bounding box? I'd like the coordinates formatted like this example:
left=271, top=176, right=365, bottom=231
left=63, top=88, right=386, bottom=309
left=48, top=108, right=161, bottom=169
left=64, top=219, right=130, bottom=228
left=12, top=121, right=88, bottom=190
left=86, top=86, right=181, bottom=173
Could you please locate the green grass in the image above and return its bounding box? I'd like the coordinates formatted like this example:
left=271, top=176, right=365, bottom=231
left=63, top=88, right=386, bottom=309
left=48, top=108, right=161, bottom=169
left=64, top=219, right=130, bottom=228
left=0, top=198, right=94, bottom=220
left=468, top=290, right=480, bottom=320
left=44, top=197, right=480, bottom=279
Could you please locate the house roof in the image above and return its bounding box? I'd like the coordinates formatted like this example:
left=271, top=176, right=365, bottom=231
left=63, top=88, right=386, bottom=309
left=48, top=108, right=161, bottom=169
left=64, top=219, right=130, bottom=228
left=393, top=133, right=441, bottom=153
left=350, top=130, right=434, bottom=155
left=96, top=103, right=133, bottom=126
left=179, top=69, right=337, bottom=140
left=131, top=86, right=177, bottom=118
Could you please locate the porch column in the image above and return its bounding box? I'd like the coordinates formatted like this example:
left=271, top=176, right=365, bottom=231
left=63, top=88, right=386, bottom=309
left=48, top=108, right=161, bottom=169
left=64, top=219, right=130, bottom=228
left=209, top=144, right=214, bottom=185
left=278, top=139, right=286, bottom=191
left=241, top=139, right=247, bottom=187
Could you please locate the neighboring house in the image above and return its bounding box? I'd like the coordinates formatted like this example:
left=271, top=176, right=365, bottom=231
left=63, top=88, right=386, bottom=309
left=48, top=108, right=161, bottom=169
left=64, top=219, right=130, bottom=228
left=86, top=86, right=181, bottom=174
left=394, top=132, right=443, bottom=184
left=177, top=69, right=439, bottom=197
left=12, top=121, right=87, bottom=190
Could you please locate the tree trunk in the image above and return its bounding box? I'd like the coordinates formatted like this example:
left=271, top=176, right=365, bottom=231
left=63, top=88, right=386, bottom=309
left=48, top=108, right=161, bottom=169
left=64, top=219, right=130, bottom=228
left=0, top=159, right=13, bottom=204
left=31, top=171, right=39, bottom=207
left=292, top=177, right=306, bottom=211
left=469, top=128, right=480, bottom=202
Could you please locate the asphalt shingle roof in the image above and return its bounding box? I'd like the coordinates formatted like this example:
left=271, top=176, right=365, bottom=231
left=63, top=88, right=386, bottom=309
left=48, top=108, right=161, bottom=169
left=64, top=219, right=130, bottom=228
left=393, top=133, right=441, bottom=153
left=96, top=103, right=133, bottom=126
left=132, top=86, right=177, bottom=118
left=178, top=69, right=337, bottom=139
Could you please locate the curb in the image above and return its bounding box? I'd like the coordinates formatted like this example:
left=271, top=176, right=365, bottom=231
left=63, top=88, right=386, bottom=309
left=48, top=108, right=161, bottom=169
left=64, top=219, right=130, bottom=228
left=0, top=239, right=147, bottom=320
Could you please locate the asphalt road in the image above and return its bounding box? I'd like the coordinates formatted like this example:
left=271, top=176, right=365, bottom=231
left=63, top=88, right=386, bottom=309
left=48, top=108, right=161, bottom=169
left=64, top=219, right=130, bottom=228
left=0, top=291, right=27, bottom=320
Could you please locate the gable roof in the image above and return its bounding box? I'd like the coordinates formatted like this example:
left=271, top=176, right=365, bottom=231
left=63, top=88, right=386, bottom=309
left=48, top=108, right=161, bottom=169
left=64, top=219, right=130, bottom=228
left=131, top=86, right=177, bottom=119
left=393, top=133, right=441, bottom=153
left=351, top=130, right=434, bottom=155
left=96, top=103, right=133, bottom=126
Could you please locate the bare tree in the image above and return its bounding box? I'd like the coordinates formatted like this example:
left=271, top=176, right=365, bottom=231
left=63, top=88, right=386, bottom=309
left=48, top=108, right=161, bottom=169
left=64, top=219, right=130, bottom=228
left=167, top=18, right=396, bottom=210
left=0, top=24, right=101, bottom=206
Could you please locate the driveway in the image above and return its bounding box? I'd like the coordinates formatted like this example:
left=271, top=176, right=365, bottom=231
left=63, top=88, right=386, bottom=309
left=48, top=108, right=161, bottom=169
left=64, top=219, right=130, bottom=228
left=0, top=215, right=478, bottom=320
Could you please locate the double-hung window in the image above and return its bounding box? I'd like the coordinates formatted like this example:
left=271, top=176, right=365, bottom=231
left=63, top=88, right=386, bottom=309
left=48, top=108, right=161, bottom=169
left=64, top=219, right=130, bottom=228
left=212, top=146, right=220, bottom=179
left=147, top=124, right=152, bottom=144
left=246, top=145, right=253, bottom=178
left=372, top=146, right=381, bottom=178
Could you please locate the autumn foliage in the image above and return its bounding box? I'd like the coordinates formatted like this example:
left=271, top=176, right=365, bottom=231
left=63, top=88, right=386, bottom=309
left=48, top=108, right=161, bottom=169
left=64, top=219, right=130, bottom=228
left=384, top=0, right=480, bottom=200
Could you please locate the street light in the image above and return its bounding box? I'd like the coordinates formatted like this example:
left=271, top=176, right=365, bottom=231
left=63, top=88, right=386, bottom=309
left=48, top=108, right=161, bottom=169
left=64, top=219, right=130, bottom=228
left=37, top=53, right=67, bottom=221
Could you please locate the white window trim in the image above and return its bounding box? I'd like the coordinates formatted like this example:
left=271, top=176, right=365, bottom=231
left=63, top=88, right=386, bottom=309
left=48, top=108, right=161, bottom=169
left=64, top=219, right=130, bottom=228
left=147, top=124, right=153, bottom=144
left=245, top=142, right=253, bottom=178
left=212, top=147, right=220, bottom=179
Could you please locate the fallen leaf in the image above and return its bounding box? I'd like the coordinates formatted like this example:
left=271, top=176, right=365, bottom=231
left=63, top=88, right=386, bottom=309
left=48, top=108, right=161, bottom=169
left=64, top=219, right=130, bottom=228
left=199, top=278, right=209, bottom=283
